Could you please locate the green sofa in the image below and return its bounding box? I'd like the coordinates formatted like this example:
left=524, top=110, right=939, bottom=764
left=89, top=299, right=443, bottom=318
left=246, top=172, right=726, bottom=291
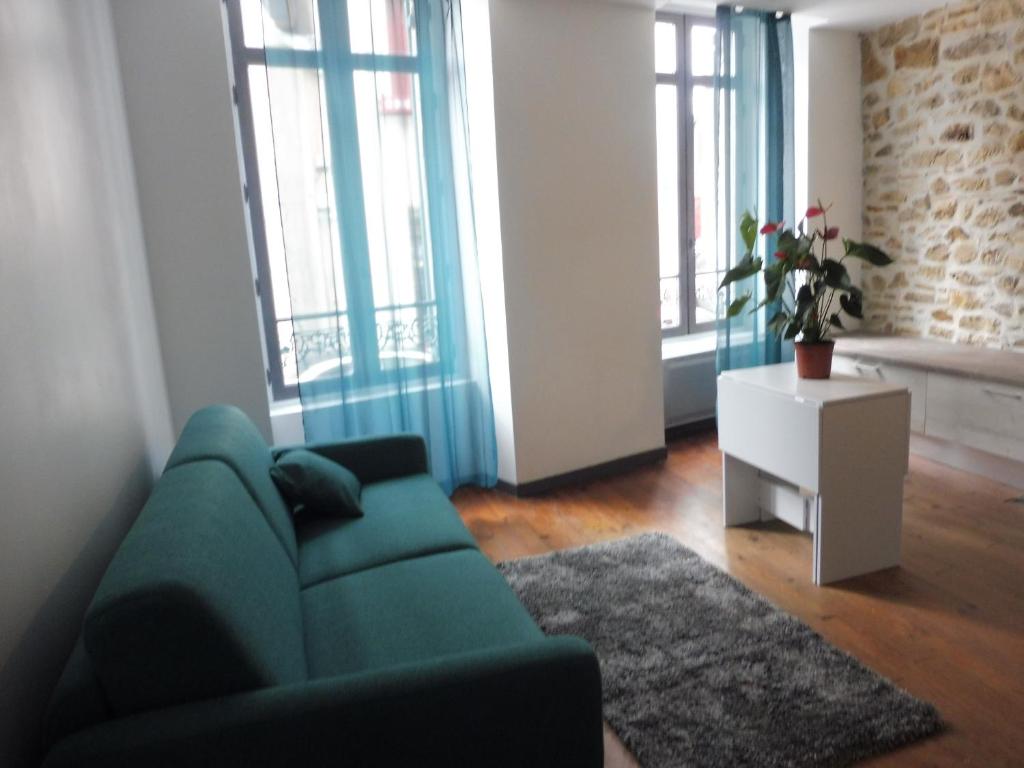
left=41, top=406, right=602, bottom=767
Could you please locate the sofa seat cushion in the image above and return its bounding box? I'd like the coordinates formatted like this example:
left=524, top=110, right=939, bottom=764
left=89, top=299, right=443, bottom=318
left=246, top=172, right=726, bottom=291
left=296, top=474, right=477, bottom=587
left=301, top=549, right=542, bottom=678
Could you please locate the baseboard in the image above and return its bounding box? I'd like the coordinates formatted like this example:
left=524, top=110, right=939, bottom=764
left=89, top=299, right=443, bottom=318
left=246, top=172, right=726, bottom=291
left=665, top=417, right=717, bottom=442
left=495, top=447, right=668, bottom=498
left=910, top=433, right=1024, bottom=491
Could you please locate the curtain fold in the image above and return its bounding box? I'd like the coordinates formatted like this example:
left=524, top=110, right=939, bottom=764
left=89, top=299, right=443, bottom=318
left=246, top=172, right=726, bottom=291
left=258, top=0, right=497, bottom=494
left=713, top=6, right=795, bottom=373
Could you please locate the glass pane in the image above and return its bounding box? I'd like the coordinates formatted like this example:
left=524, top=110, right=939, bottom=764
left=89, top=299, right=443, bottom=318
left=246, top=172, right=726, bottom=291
left=240, top=0, right=318, bottom=50
left=661, top=277, right=681, bottom=330
left=353, top=69, right=435, bottom=347
left=694, top=272, right=720, bottom=325
left=285, top=315, right=353, bottom=385
left=655, top=22, right=676, bottom=75
left=692, top=84, right=717, bottom=275
left=376, top=304, right=439, bottom=371
left=690, top=24, right=716, bottom=77
left=348, top=0, right=417, bottom=56
left=656, top=84, right=679, bottom=281
left=257, top=62, right=347, bottom=324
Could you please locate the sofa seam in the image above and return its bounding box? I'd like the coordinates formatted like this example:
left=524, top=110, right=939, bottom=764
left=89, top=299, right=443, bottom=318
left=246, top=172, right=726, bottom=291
left=298, top=543, right=480, bottom=593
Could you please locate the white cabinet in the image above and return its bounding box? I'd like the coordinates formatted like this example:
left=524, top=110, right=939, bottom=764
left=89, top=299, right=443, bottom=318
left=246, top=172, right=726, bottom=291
left=925, top=373, right=1024, bottom=463
left=832, top=356, right=927, bottom=433
left=833, top=351, right=1024, bottom=468
left=718, top=365, right=910, bottom=585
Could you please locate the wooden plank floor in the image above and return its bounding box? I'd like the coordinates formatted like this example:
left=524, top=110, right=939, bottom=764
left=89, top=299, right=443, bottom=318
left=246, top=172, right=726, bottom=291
left=452, top=429, right=1024, bottom=767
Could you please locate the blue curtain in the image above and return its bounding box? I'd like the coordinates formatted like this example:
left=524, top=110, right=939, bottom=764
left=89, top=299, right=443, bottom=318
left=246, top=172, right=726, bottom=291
left=713, top=6, right=795, bottom=372
left=258, top=0, right=496, bottom=494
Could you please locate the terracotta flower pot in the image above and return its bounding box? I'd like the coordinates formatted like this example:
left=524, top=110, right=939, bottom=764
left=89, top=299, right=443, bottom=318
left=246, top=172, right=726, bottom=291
left=795, top=340, right=835, bottom=379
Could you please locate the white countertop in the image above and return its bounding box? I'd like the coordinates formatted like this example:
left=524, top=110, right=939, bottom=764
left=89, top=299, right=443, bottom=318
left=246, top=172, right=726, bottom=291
left=719, top=363, right=909, bottom=406
left=835, top=333, right=1024, bottom=388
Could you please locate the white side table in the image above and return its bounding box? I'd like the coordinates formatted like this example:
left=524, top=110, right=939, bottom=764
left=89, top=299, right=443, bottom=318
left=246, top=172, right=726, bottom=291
left=717, top=363, right=911, bottom=585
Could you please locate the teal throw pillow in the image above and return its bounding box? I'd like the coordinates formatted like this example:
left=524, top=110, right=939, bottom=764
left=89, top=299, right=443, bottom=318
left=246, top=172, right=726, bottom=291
left=270, top=449, right=363, bottom=518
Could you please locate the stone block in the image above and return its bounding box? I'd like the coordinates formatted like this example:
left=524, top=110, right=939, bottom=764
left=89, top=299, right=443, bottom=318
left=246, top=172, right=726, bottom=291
left=942, top=123, right=975, bottom=141
left=895, top=38, right=939, bottom=69
left=981, top=62, right=1021, bottom=93
left=862, top=38, right=889, bottom=84
left=943, top=32, right=1006, bottom=61
left=879, top=17, right=922, bottom=48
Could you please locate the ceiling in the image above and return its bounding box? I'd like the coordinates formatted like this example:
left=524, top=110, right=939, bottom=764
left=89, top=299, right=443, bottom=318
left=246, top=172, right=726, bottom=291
left=656, top=0, right=953, bottom=29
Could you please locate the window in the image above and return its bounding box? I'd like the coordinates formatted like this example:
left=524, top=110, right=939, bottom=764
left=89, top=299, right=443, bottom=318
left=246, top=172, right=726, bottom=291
left=226, top=0, right=442, bottom=400
left=656, top=14, right=720, bottom=336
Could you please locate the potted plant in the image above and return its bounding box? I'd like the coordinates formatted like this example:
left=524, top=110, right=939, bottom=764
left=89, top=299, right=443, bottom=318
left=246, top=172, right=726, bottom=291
left=718, top=203, right=893, bottom=379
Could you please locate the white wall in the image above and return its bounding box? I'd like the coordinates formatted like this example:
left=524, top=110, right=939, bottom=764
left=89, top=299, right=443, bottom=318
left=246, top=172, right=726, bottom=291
left=488, top=0, right=667, bottom=484
left=110, top=0, right=273, bottom=440
left=462, top=0, right=518, bottom=483
left=803, top=25, right=864, bottom=291
left=0, top=2, right=174, bottom=764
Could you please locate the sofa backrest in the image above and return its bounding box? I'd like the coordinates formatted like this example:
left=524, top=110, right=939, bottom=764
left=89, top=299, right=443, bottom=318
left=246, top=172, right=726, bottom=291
left=165, top=405, right=299, bottom=566
left=81, top=460, right=307, bottom=717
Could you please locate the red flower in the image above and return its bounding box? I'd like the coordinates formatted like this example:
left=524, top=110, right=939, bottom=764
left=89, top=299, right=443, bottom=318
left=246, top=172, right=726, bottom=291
left=824, top=226, right=840, bottom=240
left=760, top=222, right=782, bottom=235
left=806, top=206, right=825, bottom=218
left=774, top=251, right=787, bottom=260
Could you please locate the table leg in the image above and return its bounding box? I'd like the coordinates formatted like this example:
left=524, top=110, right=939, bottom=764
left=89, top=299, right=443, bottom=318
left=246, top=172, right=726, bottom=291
left=813, top=473, right=903, bottom=585
left=723, top=453, right=761, bottom=527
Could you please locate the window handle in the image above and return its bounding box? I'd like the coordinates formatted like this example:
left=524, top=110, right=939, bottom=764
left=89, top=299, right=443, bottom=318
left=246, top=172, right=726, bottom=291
left=854, top=362, right=882, bottom=374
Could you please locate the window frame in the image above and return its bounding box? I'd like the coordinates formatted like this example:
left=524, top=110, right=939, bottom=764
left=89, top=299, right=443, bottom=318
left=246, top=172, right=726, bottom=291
left=656, top=12, right=717, bottom=338
left=224, top=0, right=445, bottom=401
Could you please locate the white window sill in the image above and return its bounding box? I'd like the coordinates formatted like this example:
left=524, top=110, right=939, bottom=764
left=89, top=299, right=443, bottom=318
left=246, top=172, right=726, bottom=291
left=662, top=331, right=717, bottom=361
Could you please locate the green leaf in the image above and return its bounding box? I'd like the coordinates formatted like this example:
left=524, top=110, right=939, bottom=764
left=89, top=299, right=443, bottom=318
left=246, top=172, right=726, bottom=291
left=840, top=292, right=864, bottom=319
left=844, top=241, right=894, bottom=266
left=740, top=212, right=758, bottom=253
left=784, top=320, right=801, bottom=340
left=794, top=284, right=818, bottom=330
left=821, top=258, right=850, bottom=290
left=796, top=283, right=813, bottom=309
left=830, top=313, right=845, bottom=330
left=726, top=293, right=752, bottom=318
left=767, top=310, right=789, bottom=337
left=718, top=254, right=763, bottom=290
left=763, top=262, right=788, bottom=303
left=796, top=233, right=815, bottom=258
left=796, top=253, right=820, bottom=272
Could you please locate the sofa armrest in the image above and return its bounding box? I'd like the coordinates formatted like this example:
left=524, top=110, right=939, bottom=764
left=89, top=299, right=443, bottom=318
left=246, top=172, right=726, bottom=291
left=273, top=433, right=429, bottom=484
left=43, top=637, right=603, bottom=768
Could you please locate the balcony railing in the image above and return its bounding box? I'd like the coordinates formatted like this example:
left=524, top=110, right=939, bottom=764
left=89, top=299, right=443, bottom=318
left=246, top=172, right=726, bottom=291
left=279, top=302, right=439, bottom=385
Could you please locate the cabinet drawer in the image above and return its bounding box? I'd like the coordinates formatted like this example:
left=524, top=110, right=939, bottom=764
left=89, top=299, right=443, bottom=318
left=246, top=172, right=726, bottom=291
left=832, top=355, right=926, bottom=433
left=925, top=373, right=1024, bottom=462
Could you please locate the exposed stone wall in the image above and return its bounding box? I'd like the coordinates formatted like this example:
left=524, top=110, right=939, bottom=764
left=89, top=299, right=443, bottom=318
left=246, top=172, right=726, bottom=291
left=860, top=0, right=1024, bottom=351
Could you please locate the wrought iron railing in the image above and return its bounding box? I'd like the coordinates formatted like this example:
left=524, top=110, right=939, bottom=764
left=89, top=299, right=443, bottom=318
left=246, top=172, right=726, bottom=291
left=280, top=302, right=439, bottom=383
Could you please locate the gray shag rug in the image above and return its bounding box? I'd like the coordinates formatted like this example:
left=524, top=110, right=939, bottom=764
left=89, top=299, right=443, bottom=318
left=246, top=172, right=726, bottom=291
left=498, top=533, right=941, bottom=768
